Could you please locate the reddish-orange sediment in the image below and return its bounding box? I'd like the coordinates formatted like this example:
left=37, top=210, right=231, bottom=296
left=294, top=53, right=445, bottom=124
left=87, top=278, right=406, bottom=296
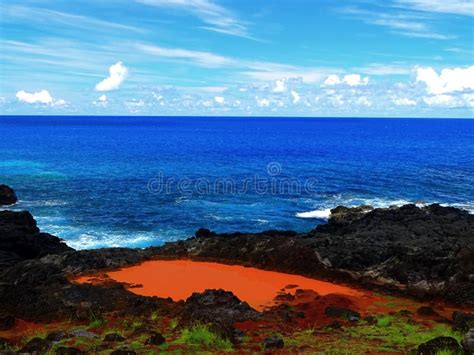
left=77, top=259, right=366, bottom=310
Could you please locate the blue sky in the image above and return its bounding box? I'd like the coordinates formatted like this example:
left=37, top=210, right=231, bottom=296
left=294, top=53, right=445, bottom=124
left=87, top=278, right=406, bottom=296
left=0, top=0, right=473, bottom=117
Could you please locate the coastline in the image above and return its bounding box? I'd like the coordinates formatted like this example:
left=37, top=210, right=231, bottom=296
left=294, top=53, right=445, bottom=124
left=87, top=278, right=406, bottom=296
left=1, top=185, right=473, bottom=353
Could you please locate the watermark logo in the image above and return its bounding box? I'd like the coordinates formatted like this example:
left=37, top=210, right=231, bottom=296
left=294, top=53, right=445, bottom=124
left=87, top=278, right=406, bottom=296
left=147, top=163, right=319, bottom=196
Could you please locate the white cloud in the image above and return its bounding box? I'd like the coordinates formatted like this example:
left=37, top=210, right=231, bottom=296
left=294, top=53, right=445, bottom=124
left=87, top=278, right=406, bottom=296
left=16, top=89, right=65, bottom=106
left=395, top=0, right=474, bottom=16
left=138, top=44, right=232, bottom=68
left=416, top=66, right=474, bottom=94
left=323, top=74, right=369, bottom=87
left=356, top=96, right=372, bottom=107
left=393, top=97, right=417, bottom=106
left=273, top=79, right=287, bottom=93
left=256, top=97, right=270, bottom=107
left=135, top=0, right=250, bottom=39
left=95, top=62, right=128, bottom=92
left=99, top=95, right=108, bottom=102
left=214, top=96, right=224, bottom=104
left=16, top=90, right=53, bottom=104
left=423, top=94, right=460, bottom=107
left=323, top=75, right=341, bottom=86
left=291, top=90, right=300, bottom=104
left=462, top=94, right=474, bottom=107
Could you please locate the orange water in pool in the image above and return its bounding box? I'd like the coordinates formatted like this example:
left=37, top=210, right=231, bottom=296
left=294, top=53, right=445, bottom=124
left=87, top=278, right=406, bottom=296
left=79, top=260, right=364, bottom=310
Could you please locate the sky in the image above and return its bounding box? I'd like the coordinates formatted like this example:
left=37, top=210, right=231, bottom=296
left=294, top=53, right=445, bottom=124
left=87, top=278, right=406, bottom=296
left=0, top=0, right=473, bottom=118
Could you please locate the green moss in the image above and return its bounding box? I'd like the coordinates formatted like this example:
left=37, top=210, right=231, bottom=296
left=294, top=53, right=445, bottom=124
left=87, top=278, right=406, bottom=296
left=151, top=311, right=159, bottom=322
left=169, top=318, right=179, bottom=330
left=377, top=316, right=394, bottom=327
left=175, top=325, right=233, bottom=352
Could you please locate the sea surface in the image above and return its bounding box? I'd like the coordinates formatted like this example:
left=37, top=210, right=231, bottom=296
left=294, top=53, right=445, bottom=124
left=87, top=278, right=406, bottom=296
left=0, top=116, right=473, bottom=249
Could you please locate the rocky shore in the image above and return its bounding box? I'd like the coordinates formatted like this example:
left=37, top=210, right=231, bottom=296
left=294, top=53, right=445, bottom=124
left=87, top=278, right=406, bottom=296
left=0, top=185, right=473, bottom=353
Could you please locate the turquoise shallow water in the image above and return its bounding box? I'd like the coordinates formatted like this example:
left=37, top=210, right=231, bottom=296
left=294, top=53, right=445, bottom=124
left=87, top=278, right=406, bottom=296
left=0, top=116, right=473, bottom=249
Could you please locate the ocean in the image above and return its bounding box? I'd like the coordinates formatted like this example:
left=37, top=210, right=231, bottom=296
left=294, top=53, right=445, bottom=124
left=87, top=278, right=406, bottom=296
left=0, top=116, right=473, bottom=249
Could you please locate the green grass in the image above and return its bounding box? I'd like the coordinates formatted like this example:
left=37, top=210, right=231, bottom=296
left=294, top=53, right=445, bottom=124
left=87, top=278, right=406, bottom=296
left=435, top=350, right=461, bottom=355
left=346, top=316, right=463, bottom=353
left=151, top=311, right=159, bottom=322
left=169, top=318, right=179, bottom=330
left=283, top=314, right=464, bottom=354
left=175, top=325, right=233, bottom=352
left=377, top=316, right=394, bottom=327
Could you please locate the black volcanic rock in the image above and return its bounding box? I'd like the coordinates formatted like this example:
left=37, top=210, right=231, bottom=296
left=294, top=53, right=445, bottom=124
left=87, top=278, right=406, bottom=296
left=155, top=204, right=474, bottom=306
left=0, top=210, right=72, bottom=269
left=183, top=289, right=259, bottom=341
left=0, top=185, right=17, bottom=206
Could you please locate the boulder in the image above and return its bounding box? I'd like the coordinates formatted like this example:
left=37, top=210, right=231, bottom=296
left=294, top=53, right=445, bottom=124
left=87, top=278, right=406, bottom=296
left=19, top=337, right=52, bottom=354
left=263, top=336, right=284, bottom=349
left=183, top=289, right=259, bottom=341
left=103, top=333, right=125, bottom=342
left=462, top=328, right=474, bottom=353
left=417, top=336, right=462, bottom=354
left=0, top=211, right=72, bottom=269
left=0, top=185, right=17, bottom=206
left=328, top=205, right=373, bottom=225
left=145, top=332, right=166, bottom=346
left=324, top=306, right=360, bottom=321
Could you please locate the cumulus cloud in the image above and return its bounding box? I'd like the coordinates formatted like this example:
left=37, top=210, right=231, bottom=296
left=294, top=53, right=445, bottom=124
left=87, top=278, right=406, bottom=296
left=323, top=74, right=369, bottom=87
left=291, top=90, right=300, bottom=104
left=95, top=62, right=128, bottom=91
left=214, top=96, right=224, bottom=104
left=273, top=79, right=287, bottom=93
left=16, top=89, right=65, bottom=106
left=416, top=66, right=474, bottom=95
left=256, top=97, right=270, bottom=107
left=93, top=94, right=108, bottom=107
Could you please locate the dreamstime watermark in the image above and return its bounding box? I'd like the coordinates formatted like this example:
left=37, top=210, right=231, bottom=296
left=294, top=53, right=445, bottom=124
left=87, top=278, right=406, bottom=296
left=147, top=162, right=319, bottom=196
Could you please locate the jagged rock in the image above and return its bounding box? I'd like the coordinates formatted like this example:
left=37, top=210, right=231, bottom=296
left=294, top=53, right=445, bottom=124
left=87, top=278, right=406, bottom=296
left=263, top=336, right=284, bottom=349
left=19, top=337, right=52, bottom=354
left=462, top=328, right=474, bottom=353
left=195, top=228, right=214, bottom=238
left=156, top=204, right=474, bottom=306
left=69, top=329, right=99, bottom=339
left=328, top=205, right=373, bottom=225
left=0, top=211, right=72, bottom=269
left=417, top=336, right=462, bottom=354
left=103, top=333, right=125, bottom=342
left=0, top=185, right=17, bottom=206
left=145, top=332, right=165, bottom=345
left=46, top=331, right=65, bottom=342
left=183, top=289, right=259, bottom=342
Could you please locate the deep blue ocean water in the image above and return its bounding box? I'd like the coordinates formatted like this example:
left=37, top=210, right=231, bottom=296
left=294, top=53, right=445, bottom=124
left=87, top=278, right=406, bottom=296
left=0, top=116, right=473, bottom=249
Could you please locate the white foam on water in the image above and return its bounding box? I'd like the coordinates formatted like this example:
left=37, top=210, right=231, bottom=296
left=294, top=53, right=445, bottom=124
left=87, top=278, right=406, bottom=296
left=66, top=232, right=157, bottom=250
left=295, top=197, right=474, bottom=220
left=295, top=198, right=413, bottom=220
left=295, top=209, right=331, bottom=219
